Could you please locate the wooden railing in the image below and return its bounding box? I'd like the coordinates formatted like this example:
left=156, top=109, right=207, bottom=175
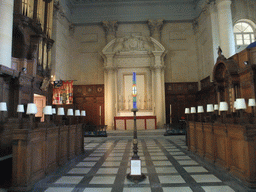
left=10, top=124, right=84, bottom=191
left=187, top=121, right=256, bottom=188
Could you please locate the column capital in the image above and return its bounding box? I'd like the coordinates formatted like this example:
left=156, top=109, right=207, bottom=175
left=102, top=21, right=119, bottom=43
left=147, top=19, right=164, bottom=42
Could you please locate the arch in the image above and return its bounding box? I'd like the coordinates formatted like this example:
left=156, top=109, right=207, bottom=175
left=213, top=59, right=239, bottom=83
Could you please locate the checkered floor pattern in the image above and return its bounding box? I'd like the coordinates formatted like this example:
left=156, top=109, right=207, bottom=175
left=30, top=131, right=255, bottom=192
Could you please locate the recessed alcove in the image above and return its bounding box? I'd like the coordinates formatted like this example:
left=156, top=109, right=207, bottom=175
left=101, top=35, right=166, bottom=128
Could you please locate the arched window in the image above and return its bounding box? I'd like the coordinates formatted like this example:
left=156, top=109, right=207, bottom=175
left=234, top=21, right=255, bottom=46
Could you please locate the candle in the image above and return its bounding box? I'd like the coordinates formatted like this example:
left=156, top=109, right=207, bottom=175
left=132, top=72, right=137, bottom=109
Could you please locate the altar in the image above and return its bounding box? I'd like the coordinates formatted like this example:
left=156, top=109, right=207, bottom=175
left=114, top=115, right=157, bottom=130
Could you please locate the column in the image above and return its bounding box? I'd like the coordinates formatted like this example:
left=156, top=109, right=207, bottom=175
left=102, top=21, right=118, bottom=43
left=209, top=2, right=220, bottom=64
left=0, top=0, right=14, bottom=68
left=152, top=52, right=165, bottom=128
left=216, top=0, right=236, bottom=58
left=104, top=54, right=116, bottom=130
left=147, top=19, right=164, bottom=42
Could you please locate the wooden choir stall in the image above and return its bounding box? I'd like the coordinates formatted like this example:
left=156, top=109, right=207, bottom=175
left=186, top=46, right=256, bottom=188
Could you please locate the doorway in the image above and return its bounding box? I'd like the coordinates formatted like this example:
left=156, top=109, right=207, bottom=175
left=34, top=94, right=46, bottom=122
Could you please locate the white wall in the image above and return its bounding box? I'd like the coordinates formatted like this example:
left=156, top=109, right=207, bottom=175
left=55, top=21, right=199, bottom=85
left=52, top=0, right=256, bottom=86
left=51, top=12, right=75, bottom=81
left=70, top=25, right=106, bottom=85
left=162, top=22, right=198, bottom=83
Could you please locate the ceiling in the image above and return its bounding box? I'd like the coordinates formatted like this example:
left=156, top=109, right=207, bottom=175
left=61, top=0, right=208, bottom=24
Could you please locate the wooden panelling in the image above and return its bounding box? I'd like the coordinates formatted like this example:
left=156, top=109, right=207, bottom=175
left=68, top=125, right=77, bottom=160
left=58, top=126, right=69, bottom=166
left=195, top=122, right=205, bottom=157
left=203, top=123, right=215, bottom=162
left=165, top=82, right=198, bottom=95
left=188, top=122, right=196, bottom=153
left=74, top=85, right=104, bottom=126
left=188, top=122, right=256, bottom=188
left=165, top=82, right=198, bottom=124
left=11, top=124, right=84, bottom=191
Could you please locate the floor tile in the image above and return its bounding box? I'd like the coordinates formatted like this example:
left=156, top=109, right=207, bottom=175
left=153, top=161, right=172, bottom=166
left=167, top=149, right=181, bottom=151
left=102, top=161, right=121, bottom=167
left=162, top=187, right=193, bottom=192
left=184, top=166, right=208, bottom=173
left=83, top=188, right=112, bottom=192
left=158, top=175, right=186, bottom=183
left=178, top=160, right=199, bottom=165
left=76, top=162, right=97, bottom=167
left=83, top=157, right=101, bottom=161
left=150, top=156, right=168, bottom=160
left=89, top=153, right=105, bottom=156
left=29, top=132, right=248, bottom=192
left=169, top=152, right=185, bottom=155
left=173, top=156, right=192, bottom=160
left=155, top=167, right=178, bottom=173
left=89, top=176, right=116, bottom=184
left=54, top=176, right=84, bottom=184
left=44, top=187, right=74, bottom=192
left=97, top=168, right=119, bottom=174
left=202, top=186, right=235, bottom=192
left=106, top=156, right=123, bottom=161
left=108, top=153, right=124, bottom=156
left=123, top=187, right=152, bottom=192
left=68, top=168, right=91, bottom=174
left=191, top=174, right=222, bottom=183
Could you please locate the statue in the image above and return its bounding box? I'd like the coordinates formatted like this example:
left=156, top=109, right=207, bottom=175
left=40, top=77, right=51, bottom=91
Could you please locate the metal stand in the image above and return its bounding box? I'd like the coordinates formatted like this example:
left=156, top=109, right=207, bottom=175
left=127, top=108, right=146, bottom=183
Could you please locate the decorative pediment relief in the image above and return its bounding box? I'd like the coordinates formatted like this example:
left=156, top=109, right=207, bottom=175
left=102, top=35, right=165, bottom=54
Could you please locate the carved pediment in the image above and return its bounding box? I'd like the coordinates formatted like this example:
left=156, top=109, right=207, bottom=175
left=102, top=35, right=165, bottom=54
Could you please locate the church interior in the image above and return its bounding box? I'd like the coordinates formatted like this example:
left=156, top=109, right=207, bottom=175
left=1, top=0, right=256, bottom=191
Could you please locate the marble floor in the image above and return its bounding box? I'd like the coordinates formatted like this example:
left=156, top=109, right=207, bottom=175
left=29, top=130, right=255, bottom=192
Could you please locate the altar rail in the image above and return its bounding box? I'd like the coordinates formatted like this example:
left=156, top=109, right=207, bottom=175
left=114, top=116, right=157, bottom=130
left=188, top=121, right=256, bottom=188
left=11, top=124, right=84, bottom=191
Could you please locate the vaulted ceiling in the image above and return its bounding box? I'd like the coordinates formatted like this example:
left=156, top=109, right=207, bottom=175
left=60, top=0, right=209, bottom=25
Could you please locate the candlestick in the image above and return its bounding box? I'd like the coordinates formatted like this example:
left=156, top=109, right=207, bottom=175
left=127, top=72, right=146, bottom=183
left=132, top=72, right=137, bottom=109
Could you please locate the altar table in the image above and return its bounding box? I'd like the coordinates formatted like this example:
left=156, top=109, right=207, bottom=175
left=114, top=116, right=157, bottom=130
